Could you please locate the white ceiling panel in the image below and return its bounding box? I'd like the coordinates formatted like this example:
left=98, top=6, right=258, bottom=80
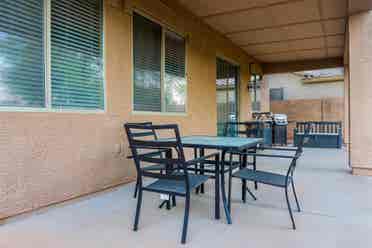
left=204, top=7, right=275, bottom=34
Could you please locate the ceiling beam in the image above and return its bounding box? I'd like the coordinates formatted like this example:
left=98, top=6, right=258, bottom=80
left=225, top=16, right=345, bottom=35
left=201, top=0, right=303, bottom=19
left=251, top=46, right=343, bottom=56
left=241, top=33, right=343, bottom=47
left=262, top=57, right=344, bottom=74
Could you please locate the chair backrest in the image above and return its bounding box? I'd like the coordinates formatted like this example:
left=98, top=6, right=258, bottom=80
left=296, top=121, right=342, bottom=134
left=124, top=122, right=157, bottom=139
left=224, top=122, right=247, bottom=137
left=224, top=121, right=271, bottom=138
left=124, top=123, right=189, bottom=183
left=286, top=133, right=309, bottom=182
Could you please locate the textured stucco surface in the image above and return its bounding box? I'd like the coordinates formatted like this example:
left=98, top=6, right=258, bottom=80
left=349, top=10, right=372, bottom=172
left=264, top=73, right=344, bottom=101
left=0, top=0, right=257, bottom=219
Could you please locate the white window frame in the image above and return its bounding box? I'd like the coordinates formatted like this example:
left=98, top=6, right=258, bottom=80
left=0, top=0, right=106, bottom=114
left=131, top=10, right=188, bottom=116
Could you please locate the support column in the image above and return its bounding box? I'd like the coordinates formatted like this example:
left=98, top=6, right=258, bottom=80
left=349, top=10, right=372, bottom=175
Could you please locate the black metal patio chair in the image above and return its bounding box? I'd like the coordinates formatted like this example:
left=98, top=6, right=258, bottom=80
left=125, top=122, right=166, bottom=199
left=224, top=121, right=259, bottom=201
left=226, top=136, right=308, bottom=229
left=124, top=123, right=220, bottom=244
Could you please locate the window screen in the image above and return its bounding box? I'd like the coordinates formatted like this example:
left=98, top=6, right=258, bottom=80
left=0, top=0, right=45, bottom=107
left=51, top=0, right=104, bottom=110
left=133, top=13, right=162, bottom=112
left=164, top=30, right=186, bottom=112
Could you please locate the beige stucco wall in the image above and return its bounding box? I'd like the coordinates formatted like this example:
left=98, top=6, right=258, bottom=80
left=0, top=0, right=257, bottom=219
left=348, top=10, right=372, bottom=175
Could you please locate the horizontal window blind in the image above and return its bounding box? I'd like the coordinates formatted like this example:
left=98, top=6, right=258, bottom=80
left=51, top=0, right=104, bottom=110
left=0, top=0, right=45, bottom=107
left=133, top=13, right=162, bottom=112
left=164, top=30, right=186, bottom=113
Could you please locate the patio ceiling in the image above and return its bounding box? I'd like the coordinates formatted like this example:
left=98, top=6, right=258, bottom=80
left=176, top=0, right=371, bottom=63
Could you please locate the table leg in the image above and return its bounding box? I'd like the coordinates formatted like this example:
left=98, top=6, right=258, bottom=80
left=228, top=152, right=233, bottom=212
left=193, top=148, right=200, bottom=194
left=242, top=149, right=247, bottom=203
left=220, top=150, right=232, bottom=224
left=253, top=146, right=258, bottom=190
left=200, top=148, right=205, bottom=194
left=215, top=153, right=220, bottom=220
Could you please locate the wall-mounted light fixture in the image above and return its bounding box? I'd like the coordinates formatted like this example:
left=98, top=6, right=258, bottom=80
left=248, top=63, right=263, bottom=112
left=248, top=63, right=262, bottom=90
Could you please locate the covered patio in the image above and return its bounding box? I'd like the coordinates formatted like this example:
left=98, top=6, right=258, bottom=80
left=1, top=0, right=372, bottom=247
left=2, top=148, right=372, bottom=248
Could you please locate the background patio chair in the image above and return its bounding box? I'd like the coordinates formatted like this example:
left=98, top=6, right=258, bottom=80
left=224, top=121, right=260, bottom=200
left=227, top=136, right=308, bottom=229
left=125, top=123, right=220, bottom=244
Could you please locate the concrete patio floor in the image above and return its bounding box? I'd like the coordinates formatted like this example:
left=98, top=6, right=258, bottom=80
left=1, top=148, right=372, bottom=248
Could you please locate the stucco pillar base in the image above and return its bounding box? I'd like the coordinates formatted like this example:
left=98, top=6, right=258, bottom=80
left=352, top=167, right=372, bottom=176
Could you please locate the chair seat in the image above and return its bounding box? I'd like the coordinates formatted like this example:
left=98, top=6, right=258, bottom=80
left=144, top=174, right=210, bottom=195
left=232, top=168, right=291, bottom=187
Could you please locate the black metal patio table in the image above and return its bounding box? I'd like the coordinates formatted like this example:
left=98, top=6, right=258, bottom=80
left=179, top=135, right=263, bottom=224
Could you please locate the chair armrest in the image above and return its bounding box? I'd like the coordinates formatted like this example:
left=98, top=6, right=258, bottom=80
left=185, top=152, right=220, bottom=166
left=126, top=148, right=171, bottom=159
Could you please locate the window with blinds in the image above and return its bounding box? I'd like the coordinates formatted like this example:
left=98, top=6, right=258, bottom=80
left=164, top=31, right=186, bottom=112
left=133, top=13, right=187, bottom=113
left=51, top=0, right=104, bottom=110
left=0, top=0, right=45, bottom=107
left=0, top=0, right=104, bottom=111
left=133, top=13, right=162, bottom=112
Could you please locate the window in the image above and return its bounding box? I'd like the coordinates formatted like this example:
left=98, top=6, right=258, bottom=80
left=270, top=88, right=284, bottom=101
left=133, top=13, right=162, bottom=112
left=133, top=13, right=186, bottom=113
left=51, top=0, right=104, bottom=110
left=0, top=0, right=45, bottom=107
left=0, top=0, right=104, bottom=111
left=164, top=31, right=186, bottom=112
left=216, top=58, right=239, bottom=136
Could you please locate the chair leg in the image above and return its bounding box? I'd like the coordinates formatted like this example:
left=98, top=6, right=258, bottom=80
left=172, top=195, right=177, bottom=207
left=194, top=148, right=200, bottom=195
left=285, top=187, right=296, bottom=230
left=200, top=149, right=205, bottom=194
left=166, top=199, right=171, bottom=210
left=228, top=166, right=232, bottom=212
left=133, top=188, right=143, bottom=231
left=246, top=187, right=257, bottom=201
left=133, top=178, right=139, bottom=198
left=241, top=153, right=247, bottom=203
left=181, top=194, right=190, bottom=244
left=253, top=156, right=258, bottom=190
left=291, top=181, right=301, bottom=212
